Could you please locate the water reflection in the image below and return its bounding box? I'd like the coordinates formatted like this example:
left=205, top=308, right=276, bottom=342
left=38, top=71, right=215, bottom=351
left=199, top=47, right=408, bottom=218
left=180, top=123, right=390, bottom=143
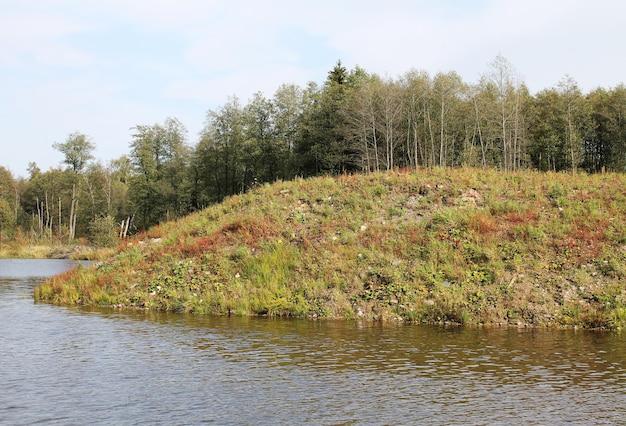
left=88, top=307, right=626, bottom=392
left=0, top=258, right=89, bottom=278
left=110, top=312, right=626, bottom=424
left=2, top=260, right=626, bottom=425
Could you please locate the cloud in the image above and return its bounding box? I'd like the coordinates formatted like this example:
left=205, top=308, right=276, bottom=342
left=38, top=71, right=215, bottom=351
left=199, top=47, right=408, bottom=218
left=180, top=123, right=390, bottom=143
left=0, top=11, right=96, bottom=68
left=2, top=0, right=626, bottom=177
left=183, top=28, right=300, bottom=74
left=163, top=63, right=315, bottom=106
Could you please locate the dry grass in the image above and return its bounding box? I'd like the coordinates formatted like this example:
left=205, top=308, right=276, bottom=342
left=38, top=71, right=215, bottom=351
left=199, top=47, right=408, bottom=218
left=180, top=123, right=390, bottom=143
left=0, top=242, right=115, bottom=260
left=0, top=244, right=53, bottom=259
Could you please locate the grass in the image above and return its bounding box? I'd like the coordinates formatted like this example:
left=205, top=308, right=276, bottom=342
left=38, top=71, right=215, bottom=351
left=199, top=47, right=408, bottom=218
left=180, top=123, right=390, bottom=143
left=35, top=167, right=626, bottom=329
left=0, top=241, right=116, bottom=260
left=0, top=244, right=54, bottom=259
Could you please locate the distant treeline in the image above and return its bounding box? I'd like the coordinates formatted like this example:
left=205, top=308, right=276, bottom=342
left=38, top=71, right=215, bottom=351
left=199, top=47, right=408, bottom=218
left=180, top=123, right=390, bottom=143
left=1, top=56, right=625, bottom=244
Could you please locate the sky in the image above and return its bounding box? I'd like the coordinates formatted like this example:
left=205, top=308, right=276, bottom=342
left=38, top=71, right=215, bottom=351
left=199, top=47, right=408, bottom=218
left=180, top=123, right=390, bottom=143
left=1, top=0, right=625, bottom=177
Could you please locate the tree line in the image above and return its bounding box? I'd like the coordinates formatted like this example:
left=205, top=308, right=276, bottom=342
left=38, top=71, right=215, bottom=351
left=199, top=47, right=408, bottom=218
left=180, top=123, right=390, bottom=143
left=1, top=55, right=625, bottom=246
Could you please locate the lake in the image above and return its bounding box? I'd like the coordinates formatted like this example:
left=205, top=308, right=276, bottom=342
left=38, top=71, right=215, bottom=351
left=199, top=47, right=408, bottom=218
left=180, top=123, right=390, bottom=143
left=1, top=259, right=625, bottom=425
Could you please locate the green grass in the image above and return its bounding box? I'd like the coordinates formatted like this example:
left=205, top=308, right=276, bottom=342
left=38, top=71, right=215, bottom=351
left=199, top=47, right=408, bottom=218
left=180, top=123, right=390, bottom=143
left=35, top=167, right=626, bottom=329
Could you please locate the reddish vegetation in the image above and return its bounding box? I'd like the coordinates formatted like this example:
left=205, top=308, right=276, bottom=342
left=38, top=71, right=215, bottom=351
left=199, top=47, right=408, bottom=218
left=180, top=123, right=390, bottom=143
left=469, top=212, right=498, bottom=235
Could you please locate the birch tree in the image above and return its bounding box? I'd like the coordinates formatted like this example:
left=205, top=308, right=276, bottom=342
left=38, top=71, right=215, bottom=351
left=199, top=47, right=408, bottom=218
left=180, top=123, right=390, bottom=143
left=481, top=54, right=524, bottom=170
left=558, top=76, right=590, bottom=172
left=401, top=69, right=432, bottom=168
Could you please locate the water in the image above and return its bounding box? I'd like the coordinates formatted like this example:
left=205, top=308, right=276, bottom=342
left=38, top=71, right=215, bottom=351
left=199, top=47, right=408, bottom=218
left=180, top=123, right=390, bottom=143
left=1, top=259, right=626, bottom=425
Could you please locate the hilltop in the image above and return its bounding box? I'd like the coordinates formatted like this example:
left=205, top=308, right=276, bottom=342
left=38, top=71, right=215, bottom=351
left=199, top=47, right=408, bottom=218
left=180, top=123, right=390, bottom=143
left=35, top=167, right=626, bottom=329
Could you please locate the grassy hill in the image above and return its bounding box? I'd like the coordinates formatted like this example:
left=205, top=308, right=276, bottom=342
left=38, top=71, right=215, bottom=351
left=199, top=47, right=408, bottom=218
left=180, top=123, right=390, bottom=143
left=35, top=167, right=626, bottom=329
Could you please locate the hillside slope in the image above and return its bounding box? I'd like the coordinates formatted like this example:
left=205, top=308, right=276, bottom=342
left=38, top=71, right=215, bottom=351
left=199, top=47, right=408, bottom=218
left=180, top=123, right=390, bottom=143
left=36, top=168, right=626, bottom=329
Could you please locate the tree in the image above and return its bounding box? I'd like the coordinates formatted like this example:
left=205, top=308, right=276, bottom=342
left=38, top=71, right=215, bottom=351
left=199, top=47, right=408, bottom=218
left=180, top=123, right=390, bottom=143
left=128, top=117, right=191, bottom=229
left=197, top=97, right=247, bottom=200
left=0, top=167, right=19, bottom=232
left=558, top=76, right=590, bottom=173
left=480, top=55, right=525, bottom=171
left=89, top=214, right=118, bottom=247
left=296, top=61, right=357, bottom=175
left=105, top=156, right=132, bottom=217
left=18, top=166, right=81, bottom=241
left=527, top=88, right=568, bottom=171
left=53, top=132, right=95, bottom=173
left=376, top=77, right=405, bottom=170
left=243, top=92, right=280, bottom=184
left=48, top=132, right=97, bottom=241
left=586, top=85, right=626, bottom=172
left=431, top=71, right=466, bottom=167
left=401, top=69, right=435, bottom=168
left=0, top=198, right=14, bottom=246
left=345, top=70, right=383, bottom=172
left=273, top=83, right=305, bottom=179
left=191, top=134, right=221, bottom=208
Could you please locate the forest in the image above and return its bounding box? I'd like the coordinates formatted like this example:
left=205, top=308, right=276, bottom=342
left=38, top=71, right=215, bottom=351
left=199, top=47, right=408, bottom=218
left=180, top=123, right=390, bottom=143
left=1, top=55, right=626, bottom=246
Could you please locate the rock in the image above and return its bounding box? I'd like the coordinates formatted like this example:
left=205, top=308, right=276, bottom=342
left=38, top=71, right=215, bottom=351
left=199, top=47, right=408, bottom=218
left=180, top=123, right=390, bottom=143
left=460, top=188, right=483, bottom=206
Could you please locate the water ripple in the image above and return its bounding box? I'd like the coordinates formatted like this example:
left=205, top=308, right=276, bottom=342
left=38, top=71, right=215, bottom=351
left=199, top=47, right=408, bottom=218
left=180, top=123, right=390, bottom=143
left=2, top=260, right=626, bottom=424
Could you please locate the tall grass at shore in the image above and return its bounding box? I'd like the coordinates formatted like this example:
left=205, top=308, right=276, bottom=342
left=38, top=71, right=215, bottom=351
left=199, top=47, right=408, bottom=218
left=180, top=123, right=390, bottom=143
left=0, top=242, right=116, bottom=260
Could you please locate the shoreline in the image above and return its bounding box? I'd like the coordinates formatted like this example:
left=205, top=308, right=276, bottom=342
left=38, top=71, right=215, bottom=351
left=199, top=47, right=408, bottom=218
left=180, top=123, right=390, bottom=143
left=34, top=168, right=626, bottom=330
left=0, top=243, right=115, bottom=260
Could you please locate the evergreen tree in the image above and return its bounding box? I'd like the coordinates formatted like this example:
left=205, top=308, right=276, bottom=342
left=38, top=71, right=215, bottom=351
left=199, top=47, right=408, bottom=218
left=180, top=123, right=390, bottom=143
left=296, top=60, right=357, bottom=175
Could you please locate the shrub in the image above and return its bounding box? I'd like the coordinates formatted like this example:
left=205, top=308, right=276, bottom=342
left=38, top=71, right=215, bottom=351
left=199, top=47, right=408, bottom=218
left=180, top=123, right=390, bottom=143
left=89, top=215, right=119, bottom=247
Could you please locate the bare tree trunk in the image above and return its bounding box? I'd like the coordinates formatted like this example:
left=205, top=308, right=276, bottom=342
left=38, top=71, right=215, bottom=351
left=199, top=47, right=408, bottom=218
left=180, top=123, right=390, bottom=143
left=473, top=98, right=486, bottom=168
left=68, top=184, right=77, bottom=242
left=440, top=92, right=446, bottom=167
left=72, top=202, right=77, bottom=241
left=501, top=101, right=508, bottom=171
left=14, top=186, right=19, bottom=222
left=84, top=174, right=97, bottom=219
left=360, top=128, right=368, bottom=173
left=426, top=108, right=436, bottom=167
left=104, top=166, right=113, bottom=214
left=567, top=103, right=577, bottom=174
left=36, top=197, right=42, bottom=237
left=45, top=191, right=51, bottom=240
left=368, top=120, right=376, bottom=172
left=119, top=215, right=132, bottom=239
left=413, top=123, right=419, bottom=168
left=512, top=90, right=520, bottom=171
left=412, top=119, right=425, bottom=167
left=58, top=197, right=62, bottom=240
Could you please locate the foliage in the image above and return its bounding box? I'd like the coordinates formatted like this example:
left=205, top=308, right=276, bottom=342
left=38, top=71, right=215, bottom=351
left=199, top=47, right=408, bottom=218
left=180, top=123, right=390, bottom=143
left=128, top=117, right=191, bottom=229
left=89, top=215, right=118, bottom=247
left=6, top=56, right=626, bottom=250
left=52, top=132, right=96, bottom=173
left=0, top=198, right=14, bottom=243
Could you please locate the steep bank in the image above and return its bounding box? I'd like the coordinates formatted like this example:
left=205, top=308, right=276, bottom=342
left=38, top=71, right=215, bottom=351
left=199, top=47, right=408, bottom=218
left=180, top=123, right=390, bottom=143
left=35, top=168, right=626, bottom=329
